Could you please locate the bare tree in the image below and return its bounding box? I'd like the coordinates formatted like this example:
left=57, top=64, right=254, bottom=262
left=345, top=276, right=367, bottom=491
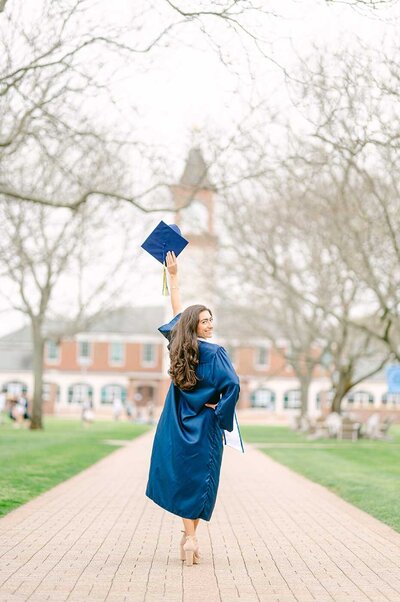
left=0, top=0, right=286, bottom=213
left=0, top=1, right=174, bottom=212
left=284, top=42, right=400, bottom=361
left=2, top=1, right=394, bottom=211
left=217, top=180, right=329, bottom=416
left=219, top=143, right=393, bottom=415
left=219, top=37, right=400, bottom=414
left=0, top=198, right=135, bottom=429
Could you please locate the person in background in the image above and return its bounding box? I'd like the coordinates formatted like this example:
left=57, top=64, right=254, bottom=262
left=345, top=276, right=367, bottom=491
left=8, top=398, right=16, bottom=422
left=13, top=396, right=26, bottom=428
left=134, top=392, right=143, bottom=423
left=125, top=399, right=135, bottom=422
left=19, top=394, right=30, bottom=422
left=112, top=394, right=123, bottom=421
left=81, top=398, right=94, bottom=427
left=147, top=399, right=155, bottom=425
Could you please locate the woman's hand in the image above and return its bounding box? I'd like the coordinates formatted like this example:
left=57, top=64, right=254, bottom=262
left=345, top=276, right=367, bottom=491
left=166, top=251, right=178, bottom=275
left=167, top=251, right=181, bottom=315
left=205, top=404, right=222, bottom=440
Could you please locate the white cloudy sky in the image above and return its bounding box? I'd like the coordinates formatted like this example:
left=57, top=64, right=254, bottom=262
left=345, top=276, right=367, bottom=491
left=113, top=0, right=400, bottom=146
left=1, top=0, right=399, bottom=335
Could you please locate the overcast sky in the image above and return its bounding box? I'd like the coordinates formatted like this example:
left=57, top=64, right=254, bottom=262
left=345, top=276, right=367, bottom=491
left=1, top=0, right=399, bottom=336
left=113, top=0, right=400, bottom=150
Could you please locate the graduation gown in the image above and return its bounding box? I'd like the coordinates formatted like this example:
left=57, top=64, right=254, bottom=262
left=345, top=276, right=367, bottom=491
left=145, top=313, right=240, bottom=521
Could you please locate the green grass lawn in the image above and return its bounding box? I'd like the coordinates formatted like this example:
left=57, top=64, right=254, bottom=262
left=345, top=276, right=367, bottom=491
left=0, top=417, right=151, bottom=518
left=240, top=424, right=400, bottom=532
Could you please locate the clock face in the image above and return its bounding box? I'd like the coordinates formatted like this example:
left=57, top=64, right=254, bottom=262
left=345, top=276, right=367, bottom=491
left=180, top=200, right=209, bottom=234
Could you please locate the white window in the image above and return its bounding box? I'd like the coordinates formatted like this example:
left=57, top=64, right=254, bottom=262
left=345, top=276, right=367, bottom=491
left=101, top=384, right=127, bottom=404
left=78, top=341, right=91, bottom=364
left=109, top=342, right=124, bottom=365
left=3, top=381, right=27, bottom=397
left=180, top=200, right=209, bottom=235
left=46, top=341, right=60, bottom=363
left=382, top=392, right=400, bottom=405
left=142, top=343, right=156, bottom=366
left=255, top=346, right=269, bottom=368
left=347, top=391, right=374, bottom=405
left=251, top=388, right=276, bottom=409
left=316, top=389, right=335, bottom=409
left=68, top=383, right=93, bottom=404
left=283, top=389, right=301, bottom=409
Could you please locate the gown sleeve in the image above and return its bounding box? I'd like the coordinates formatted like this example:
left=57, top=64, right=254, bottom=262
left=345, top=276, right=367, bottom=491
left=158, top=312, right=182, bottom=341
left=211, top=346, right=240, bottom=432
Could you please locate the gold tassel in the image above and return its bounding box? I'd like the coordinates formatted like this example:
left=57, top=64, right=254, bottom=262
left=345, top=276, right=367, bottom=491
left=162, top=260, right=169, bottom=296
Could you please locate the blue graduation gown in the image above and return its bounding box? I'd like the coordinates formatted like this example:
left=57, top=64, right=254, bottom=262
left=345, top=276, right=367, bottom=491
left=145, top=313, right=240, bottom=521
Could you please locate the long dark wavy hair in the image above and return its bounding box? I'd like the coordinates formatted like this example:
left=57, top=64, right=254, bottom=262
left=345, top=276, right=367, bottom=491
left=169, top=304, right=212, bottom=390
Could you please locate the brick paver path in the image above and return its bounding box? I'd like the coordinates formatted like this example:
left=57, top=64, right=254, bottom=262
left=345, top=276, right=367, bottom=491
left=1, top=431, right=400, bottom=602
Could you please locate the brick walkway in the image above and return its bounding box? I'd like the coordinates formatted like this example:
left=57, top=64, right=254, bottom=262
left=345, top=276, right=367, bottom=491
left=1, top=431, right=400, bottom=602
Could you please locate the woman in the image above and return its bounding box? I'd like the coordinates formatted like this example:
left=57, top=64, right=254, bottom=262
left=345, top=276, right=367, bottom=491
left=145, top=251, right=240, bottom=566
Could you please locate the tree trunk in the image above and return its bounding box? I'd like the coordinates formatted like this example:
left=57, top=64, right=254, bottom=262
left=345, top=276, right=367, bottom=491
left=300, top=377, right=310, bottom=416
left=30, top=321, right=45, bottom=430
left=331, top=370, right=352, bottom=414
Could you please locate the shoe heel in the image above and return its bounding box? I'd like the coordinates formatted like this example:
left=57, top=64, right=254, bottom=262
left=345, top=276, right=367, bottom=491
left=179, top=531, right=186, bottom=561
left=185, top=549, right=194, bottom=566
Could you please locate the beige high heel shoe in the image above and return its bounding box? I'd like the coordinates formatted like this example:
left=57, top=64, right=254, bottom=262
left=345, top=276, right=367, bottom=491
left=179, top=530, right=186, bottom=561
left=183, top=535, right=198, bottom=566
left=180, top=531, right=200, bottom=564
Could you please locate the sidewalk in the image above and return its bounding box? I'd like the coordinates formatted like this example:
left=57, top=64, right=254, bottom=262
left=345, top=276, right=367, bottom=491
left=1, top=431, right=400, bottom=602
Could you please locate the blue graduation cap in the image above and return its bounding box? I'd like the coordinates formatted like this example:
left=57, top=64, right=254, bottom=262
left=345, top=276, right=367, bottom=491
left=141, top=221, right=188, bottom=295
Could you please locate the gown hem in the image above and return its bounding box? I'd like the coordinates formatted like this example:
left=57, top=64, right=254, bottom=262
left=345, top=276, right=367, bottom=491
left=145, top=493, right=213, bottom=521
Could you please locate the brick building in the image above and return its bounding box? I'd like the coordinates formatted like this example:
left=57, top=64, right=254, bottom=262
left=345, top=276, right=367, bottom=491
left=0, top=303, right=398, bottom=420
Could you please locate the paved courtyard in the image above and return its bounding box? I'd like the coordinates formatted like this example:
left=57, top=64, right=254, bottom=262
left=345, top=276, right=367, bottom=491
left=1, top=430, right=400, bottom=602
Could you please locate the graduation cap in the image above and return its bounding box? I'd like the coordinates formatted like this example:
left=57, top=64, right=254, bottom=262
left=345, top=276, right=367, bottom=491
left=141, top=220, right=189, bottom=295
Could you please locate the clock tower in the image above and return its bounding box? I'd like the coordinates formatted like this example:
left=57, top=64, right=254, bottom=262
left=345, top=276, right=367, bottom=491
left=170, top=148, right=218, bottom=308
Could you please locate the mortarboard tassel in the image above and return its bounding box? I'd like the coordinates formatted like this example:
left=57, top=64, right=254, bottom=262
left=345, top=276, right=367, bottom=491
left=162, top=260, right=169, bottom=296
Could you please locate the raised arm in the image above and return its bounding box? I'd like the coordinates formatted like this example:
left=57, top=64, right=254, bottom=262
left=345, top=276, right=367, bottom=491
left=166, top=251, right=182, bottom=316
